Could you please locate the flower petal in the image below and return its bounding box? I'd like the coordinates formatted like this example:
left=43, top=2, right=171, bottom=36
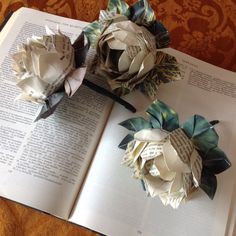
left=128, top=50, right=146, bottom=74
left=169, top=173, right=183, bottom=193
left=118, top=51, right=132, bottom=72
left=144, top=174, right=171, bottom=197
left=134, top=128, right=168, bottom=142
left=154, top=156, right=175, bottom=181
left=190, top=149, right=202, bottom=187
left=159, top=191, right=185, bottom=209
left=137, top=52, right=155, bottom=78
left=162, top=139, right=191, bottom=173
left=141, top=142, right=163, bottom=160
left=64, top=67, right=86, bottom=97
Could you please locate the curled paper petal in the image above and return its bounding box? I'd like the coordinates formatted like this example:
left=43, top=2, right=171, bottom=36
left=65, top=67, right=87, bottom=97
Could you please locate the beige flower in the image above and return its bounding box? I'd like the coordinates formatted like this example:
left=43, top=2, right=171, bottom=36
left=12, top=29, right=74, bottom=103
left=123, top=128, right=202, bottom=208
left=96, top=20, right=157, bottom=95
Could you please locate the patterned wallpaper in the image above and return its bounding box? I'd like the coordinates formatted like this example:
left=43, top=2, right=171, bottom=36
left=0, top=0, right=235, bottom=71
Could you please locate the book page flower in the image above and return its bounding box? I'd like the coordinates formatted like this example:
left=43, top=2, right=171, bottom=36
left=119, top=100, right=231, bottom=208
left=13, top=29, right=74, bottom=103
left=84, top=0, right=183, bottom=99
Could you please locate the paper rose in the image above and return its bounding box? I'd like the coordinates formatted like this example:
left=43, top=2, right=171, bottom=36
left=84, top=0, right=183, bottom=98
left=119, top=100, right=231, bottom=208
left=12, top=27, right=89, bottom=120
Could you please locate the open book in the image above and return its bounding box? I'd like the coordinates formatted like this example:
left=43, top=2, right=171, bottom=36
left=0, top=7, right=235, bottom=236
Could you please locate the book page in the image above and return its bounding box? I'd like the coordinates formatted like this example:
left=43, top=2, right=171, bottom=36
left=0, top=8, right=112, bottom=219
left=70, top=48, right=236, bottom=236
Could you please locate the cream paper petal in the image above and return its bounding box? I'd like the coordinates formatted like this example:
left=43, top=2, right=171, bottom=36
left=110, top=29, right=140, bottom=48
left=118, top=51, right=132, bottom=72
left=134, top=129, right=168, bottom=142
left=154, top=156, right=176, bottom=181
left=140, top=26, right=156, bottom=52
left=182, top=173, right=193, bottom=195
left=132, top=141, right=147, bottom=163
left=168, top=128, right=194, bottom=164
left=169, top=173, right=183, bottom=193
left=16, top=75, right=49, bottom=102
left=115, top=20, right=143, bottom=34
left=107, top=37, right=127, bottom=50
left=128, top=50, right=146, bottom=74
left=137, top=52, right=155, bottom=78
left=12, top=52, right=26, bottom=73
left=190, top=149, right=202, bottom=187
left=15, top=93, right=45, bottom=104
left=126, top=45, right=141, bottom=61
left=162, top=139, right=191, bottom=173
left=144, top=174, right=171, bottom=197
left=45, top=25, right=55, bottom=35
left=140, top=142, right=163, bottom=160
left=159, top=191, right=185, bottom=209
left=122, top=140, right=136, bottom=167
left=64, top=67, right=86, bottom=97
left=38, top=52, right=65, bottom=83
left=146, top=160, right=160, bottom=176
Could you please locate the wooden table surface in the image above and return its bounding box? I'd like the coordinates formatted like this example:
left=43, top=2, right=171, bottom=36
left=0, top=0, right=235, bottom=235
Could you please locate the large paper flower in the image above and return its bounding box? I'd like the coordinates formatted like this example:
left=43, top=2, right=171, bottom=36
left=84, top=0, right=183, bottom=98
left=12, top=28, right=89, bottom=120
left=119, top=100, right=231, bottom=208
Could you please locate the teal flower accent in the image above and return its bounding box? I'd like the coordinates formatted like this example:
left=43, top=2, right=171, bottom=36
left=119, top=100, right=231, bottom=205
left=83, top=0, right=182, bottom=99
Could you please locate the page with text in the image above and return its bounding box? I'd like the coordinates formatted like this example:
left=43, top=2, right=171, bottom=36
left=70, top=48, right=236, bottom=236
left=0, top=8, right=112, bottom=219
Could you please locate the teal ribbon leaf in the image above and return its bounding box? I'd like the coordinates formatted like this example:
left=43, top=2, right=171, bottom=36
left=146, top=100, right=179, bottom=132
left=119, top=117, right=152, bottom=131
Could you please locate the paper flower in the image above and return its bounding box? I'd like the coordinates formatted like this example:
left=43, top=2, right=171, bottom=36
left=12, top=27, right=89, bottom=120
left=119, top=100, right=231, bottom=208
left=84, top=0, right=183, bottom=99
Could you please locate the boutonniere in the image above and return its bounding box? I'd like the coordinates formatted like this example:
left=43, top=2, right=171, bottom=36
left=119, top=100, right=231, bottom=208
left=84, top=0, right=183, bottom=99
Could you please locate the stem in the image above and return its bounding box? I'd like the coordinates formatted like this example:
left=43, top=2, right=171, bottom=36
left=83, top=79, right=136, bottom=113
left=210, top=120, right=219, bottom=126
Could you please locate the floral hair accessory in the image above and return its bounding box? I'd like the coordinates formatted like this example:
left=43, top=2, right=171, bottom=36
left=12, top=27, right=136, bottom=121
left=119, top=100, right=231, bottom=208
left=84, top=0, right=183, bottom=98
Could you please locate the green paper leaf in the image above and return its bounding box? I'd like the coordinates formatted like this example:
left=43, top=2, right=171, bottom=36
left=83, top=21, right=103, bottom=47
left=146, top=100, right=179, bottom=132
left=182, top=115, right=219, bottom=153
left=148, top=21, right=170, bottom=48
left=129, top=0, right=156, bottom=26
left=118, top=134, right=134, bottom=150
left=193, top=128, right=219, bottom=154
left=119, top=117, right=151, bottom=131
left=200, top=169, right=217, bottom=200
left=34, top=91, right=65, bottom=122
left=139, top=71, right=161, bottom=100
left=203, top=147, right=231, bottom=174
left=182, top=115, right=213, bottom=138
left=154, top=52, right=183, bottom=83
left=107, top=0, right=130, bottom=16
